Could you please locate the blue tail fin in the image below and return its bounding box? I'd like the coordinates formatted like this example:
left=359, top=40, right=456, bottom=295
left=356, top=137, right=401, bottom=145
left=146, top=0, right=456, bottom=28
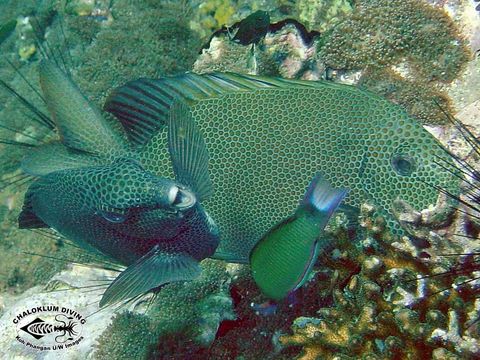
left=301, top=173, right=349, bottom=218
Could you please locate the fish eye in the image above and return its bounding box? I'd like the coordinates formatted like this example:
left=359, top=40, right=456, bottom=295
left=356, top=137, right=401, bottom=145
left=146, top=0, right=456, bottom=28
left=168, top=185, right=196, bottom=210
left=391, top=154, right=416, bottom=176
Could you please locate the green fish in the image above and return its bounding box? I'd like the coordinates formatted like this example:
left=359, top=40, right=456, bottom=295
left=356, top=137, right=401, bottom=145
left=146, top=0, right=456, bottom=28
left=250, top=173, right=348, bottom=300
left=18, top=61, right=220, bottom=307
left=105, top=72, right=459, bottom=263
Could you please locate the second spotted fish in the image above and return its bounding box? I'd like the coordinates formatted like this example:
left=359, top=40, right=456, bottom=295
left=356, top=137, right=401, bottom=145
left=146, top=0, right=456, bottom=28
left=17, top=61, right=220, bottom=307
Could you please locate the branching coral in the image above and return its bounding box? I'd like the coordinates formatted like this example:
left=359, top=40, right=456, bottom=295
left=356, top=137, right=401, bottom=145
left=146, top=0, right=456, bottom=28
left=280, top=203, right=480, bottom=359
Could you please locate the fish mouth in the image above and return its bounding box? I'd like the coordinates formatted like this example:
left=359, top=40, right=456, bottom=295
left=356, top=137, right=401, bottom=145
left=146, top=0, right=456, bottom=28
left=168, top=186, right=196, bottom=210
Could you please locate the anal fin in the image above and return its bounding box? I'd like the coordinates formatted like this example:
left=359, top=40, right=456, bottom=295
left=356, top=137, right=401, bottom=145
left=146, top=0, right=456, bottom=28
left=100, top=246, right=201, bottom=307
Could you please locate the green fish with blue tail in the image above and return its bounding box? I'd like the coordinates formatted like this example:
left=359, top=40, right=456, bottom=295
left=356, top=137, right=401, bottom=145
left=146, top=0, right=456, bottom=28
left=18, top=60, right=220, bottom=307
left=250, top=173, right=349, bottom=300
left=106, top=71, right=460, bottom=264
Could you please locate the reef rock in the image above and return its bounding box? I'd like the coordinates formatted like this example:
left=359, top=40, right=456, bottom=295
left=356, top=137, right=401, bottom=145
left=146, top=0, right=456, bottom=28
left=0, top=264, right=118, bottom=359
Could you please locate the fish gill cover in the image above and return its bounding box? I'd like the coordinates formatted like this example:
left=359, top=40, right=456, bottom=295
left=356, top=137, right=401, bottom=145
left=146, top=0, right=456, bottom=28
left=0, top=0, right=479, bottom=359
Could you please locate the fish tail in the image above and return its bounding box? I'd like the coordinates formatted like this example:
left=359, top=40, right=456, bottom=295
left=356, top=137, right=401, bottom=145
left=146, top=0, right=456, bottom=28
left=301, top=173, right=349, bottom=219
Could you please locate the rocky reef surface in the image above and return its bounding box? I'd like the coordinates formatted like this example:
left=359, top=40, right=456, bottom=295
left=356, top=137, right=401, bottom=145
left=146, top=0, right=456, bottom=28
left=0, top=0, right=479, bottom=359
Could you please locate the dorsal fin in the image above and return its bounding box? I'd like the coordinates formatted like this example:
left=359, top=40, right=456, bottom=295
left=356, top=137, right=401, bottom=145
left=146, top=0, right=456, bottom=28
left=104, top=72, right=340, bottom=146
left=39, top=60, right=129, bottom=155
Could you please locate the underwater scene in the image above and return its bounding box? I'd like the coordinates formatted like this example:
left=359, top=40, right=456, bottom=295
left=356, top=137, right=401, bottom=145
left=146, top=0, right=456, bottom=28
left=0, top=0, right=479, bottom=359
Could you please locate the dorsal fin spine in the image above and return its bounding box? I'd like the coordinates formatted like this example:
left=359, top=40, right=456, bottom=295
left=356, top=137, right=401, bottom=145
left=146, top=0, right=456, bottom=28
left=105, top=72, right=354, bottom=147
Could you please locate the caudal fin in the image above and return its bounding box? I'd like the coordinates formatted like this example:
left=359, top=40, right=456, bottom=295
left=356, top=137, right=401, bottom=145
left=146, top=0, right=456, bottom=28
left=301, top=173, right=349, bottom=219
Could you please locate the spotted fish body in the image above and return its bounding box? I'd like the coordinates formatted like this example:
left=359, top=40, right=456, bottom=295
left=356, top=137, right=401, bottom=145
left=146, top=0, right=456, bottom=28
left=23, top=159, right=218, bottom=265
left=19, top=61, right=220, bottom=306
left=107, top=73, right=459, bottom=262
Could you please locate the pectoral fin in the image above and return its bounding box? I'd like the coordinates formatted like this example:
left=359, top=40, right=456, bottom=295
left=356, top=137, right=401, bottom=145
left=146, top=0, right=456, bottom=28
left=18, top=184, right=48, bottom=229
left=168, top=101, right=213, bottom=200
left=99, top=247, right=201, bottom=307
left=293, top=240, right=320, bottom=291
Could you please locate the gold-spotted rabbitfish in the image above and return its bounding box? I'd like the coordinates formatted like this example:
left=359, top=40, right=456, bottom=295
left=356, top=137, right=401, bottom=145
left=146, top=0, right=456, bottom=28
left=250, top=173, right=348, bottom=300
left=18, top=61, right=220, bottom=307
left=105, top=71, right=459, bottom=264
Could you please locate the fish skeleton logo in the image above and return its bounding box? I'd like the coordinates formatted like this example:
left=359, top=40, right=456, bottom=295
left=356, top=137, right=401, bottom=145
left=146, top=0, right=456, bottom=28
left=13, top=306, right=85, bottom=351
left=20, top=315, right=79, bottom=343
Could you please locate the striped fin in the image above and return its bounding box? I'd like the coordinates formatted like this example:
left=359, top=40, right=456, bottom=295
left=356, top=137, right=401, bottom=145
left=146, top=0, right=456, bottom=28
left=104, top=72, right=354, bottom=146
left=100, top=246, right=201, bottom=307
left=168, top=101, right=212, bottom=200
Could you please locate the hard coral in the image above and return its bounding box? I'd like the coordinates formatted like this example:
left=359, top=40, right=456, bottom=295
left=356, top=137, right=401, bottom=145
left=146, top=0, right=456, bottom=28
left=320, top=0, right=470, bottom=82
left=94, top=259, right=233, bottom=359
left=75, top=0, right=200, bottom=104
left=358, top=67, right=454, bottom=125
left=94, top=311, right=154, bottom=360
left=296, top=0, right=354, bottom=32
left=280, top=204, right=480, bottom=359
